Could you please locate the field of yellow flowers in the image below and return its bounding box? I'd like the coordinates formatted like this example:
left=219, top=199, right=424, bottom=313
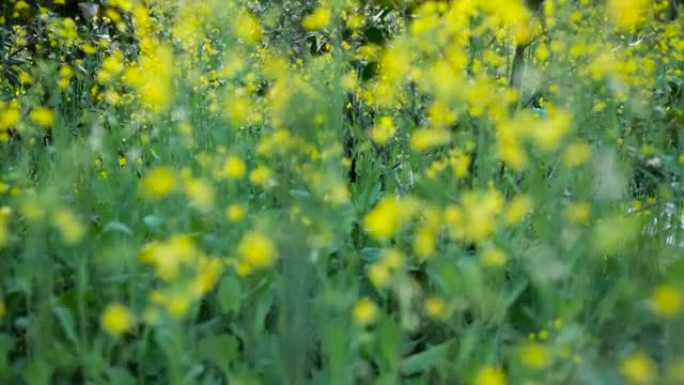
left=1, top=0, right=683, bottom=384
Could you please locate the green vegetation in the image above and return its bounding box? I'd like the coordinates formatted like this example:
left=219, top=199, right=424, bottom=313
left=0, top=0, right=683, bottom=384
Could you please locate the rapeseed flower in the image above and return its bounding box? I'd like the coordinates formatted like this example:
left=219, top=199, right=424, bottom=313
left=101, top=303, right=135, bottom=337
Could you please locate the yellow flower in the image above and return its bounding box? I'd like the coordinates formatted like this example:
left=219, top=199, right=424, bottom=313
left=424, top=296, right=446, bottom=319
left=563, top=141, right=591, bottom=168
left=414, top=225, right=436, bottom=259
left=622, top=352, right=656, bottom=385
left=530, top=110, right=572, bottom=151
left=607, top=0, right=648, bottom=31
left=165, top=293, right=191, bottom=318
left=410, top=129, right=451, bottom=152
left=368, top=263, right=391, bottom=289
left=225, top=91, right=254, bottom=125
left=564, top=202, right=591, bottom=224
left=302, top=7, right=331, bottom=31
left=98, top=50, right=125, bottom=83
left=234, top=11, right=262, bottom=43
left=481, top=247, right=508, bottom=268
left=101, top=303, right=135, bottom=337
left=184, top=178, right=214, bottom=210
left=650, top=285, right=681, bottom=317
left=0, top=207, right=11, bottom=248
left=456, top=189, right=504, bottom=244
left=30, top=107, right=55, bottom=128
left=192, top=258, right=222, bottom=296
left=18, top=72, right=32, bottom=85
left=223, top=155, right=246, bottom=179
left=52, top=209, right=85, bottom=244
left=381, top=248, right=404, bottom=270
left=0, top=104, right=20, bottom=131
left=141, top=167, right=177, bottom=199
left=371, top=116, right=396, bottom=145
left=238, top=231, right=276, bottom=270
left=364, top=197, right=402, bottom=240
left=519, top=342, right=551, bottom=370
left=142, top=235, right=198, bottom=280
left=474, top=366, right=506, bottom=385
left=353, top=297, right=379, bottom=326
left=225, top=204, right=246, bottom=222
left=504, top=195, right=531, bottom=225
left=249, top=165, right=275, bottom=188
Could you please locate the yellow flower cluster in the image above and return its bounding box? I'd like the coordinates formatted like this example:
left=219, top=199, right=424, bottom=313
left=139, top=235, right=223, bottom=318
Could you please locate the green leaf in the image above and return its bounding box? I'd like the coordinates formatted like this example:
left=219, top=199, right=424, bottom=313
left=102, top=221, right=133, bottom=236
left=53, top=305, right=78, bottom=346
left=198, top=334, right=238, bottom=373
left=108, top=367, right=136, bottom=385
left=360, top=247, right=382, bottom=264
left=400, top=339, right=455, bottom=376
left=218, top=275, right=242, bottom=315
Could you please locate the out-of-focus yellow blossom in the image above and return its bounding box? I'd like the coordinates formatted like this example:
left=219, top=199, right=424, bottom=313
left=449, top=149, right=471, bottom=177
left=519, top=342, right=551, bottom=370
left=607, top=0, right=648, bottom=31
left=184, top=178, right=214, bottom=210
left=621, top=351, right=656, bottom=385
left=192, top=257, right=223, bottom=296
left=237, top=231, right=276, bottom=270
left=19, top=198, right=45, bottom=222
left=496, top=123, right=528, bottom=170
left=225, top=204, right=246, bottom=222
left=30, top=107, right=55, bottom=128
left=591, top=215, right=640, bottom=255
left=0, top=207, right=11, bottom=248
left=410, top=129, right=451, bottom=152
left=368, top=263, right=391, bottom=289
left=18, top=72, right=31, bottom=85
left=504, top=195, right=531, bottom=225
left=222, top=155, right=246, bottom=179
left=364, top=196, right=419, bottom=241
left=101, top=303, right=135, bottom=337
left=324, top=183, right=349, bottom=205
left=481, top=247, right=508, bottom=268
left=414, top=225, right=436, bottom=259
left=98, top=50, right=125, bottom=83
left=446, top=190, right=503, bottom=244
left=424, top=296, right=447, bottom=319
left=429, top=100, right=457, bottom=129
left=474, top=366, right=507, bottom=385
left=302, top=7, right=331, bottom=31
left=57, top=17, right=78, bottom=45
left=249, top=165, right=275, bottom=188
left=353, top=297, right=378, bottom=326
left=141, top=167, right=177, bottom=199
left=164, top=292, right=191, bottom=318
left=225, top=89, right=255, bottom=125
left=142, top=236, right=202, bottom=283
left=370, top=116, right=396, bottom=145
left=530, top=110, right=573, bottom=151
left=650, top=285, right=681, bottom=317
left=0, top=102, right=20, bottom=132
left=125, top=44, right=174, bottom=112
left=564, top=202, right=591, bottom=224
left=564, top=140, right=592, bottom=168
left=234, top=11, right=262, bottom=43
left=58, top=64, right=73, bottom=90
left=52, top=209, right=85, bottom=244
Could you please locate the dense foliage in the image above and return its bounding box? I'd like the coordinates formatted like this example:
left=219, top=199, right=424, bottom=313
left=1, top=0, right=683, bottom=384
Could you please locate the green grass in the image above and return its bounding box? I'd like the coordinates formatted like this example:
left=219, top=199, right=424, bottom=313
left=0, top=0, right=683, bottom=384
